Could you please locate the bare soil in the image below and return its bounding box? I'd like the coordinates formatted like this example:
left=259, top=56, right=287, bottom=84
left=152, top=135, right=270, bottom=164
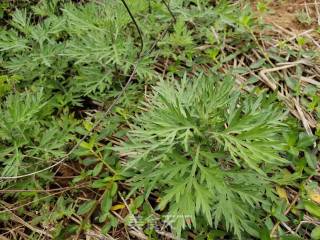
left=252, top=0, right=319, bottom=32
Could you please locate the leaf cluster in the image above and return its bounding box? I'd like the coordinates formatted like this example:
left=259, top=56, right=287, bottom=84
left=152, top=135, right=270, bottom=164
left=0, top=0, right=169, bottom=179
left=119, top=73, right=290, bottom=238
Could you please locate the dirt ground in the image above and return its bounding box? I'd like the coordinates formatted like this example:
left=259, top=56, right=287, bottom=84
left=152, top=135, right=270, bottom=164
left=252, top=0, right=320, bottom=32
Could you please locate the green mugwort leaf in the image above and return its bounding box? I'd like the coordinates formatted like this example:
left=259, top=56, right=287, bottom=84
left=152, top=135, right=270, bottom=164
left=304, top=151, right=317, bottom=169
left=101, top=193, right=112, bottom=214
left=92, top=162, right=103, bottom=177
left=303, top=200, right=320, bottom=219
left=77, top=200, right=96, bottom=216
left=311, top=226, right=320, bottom=240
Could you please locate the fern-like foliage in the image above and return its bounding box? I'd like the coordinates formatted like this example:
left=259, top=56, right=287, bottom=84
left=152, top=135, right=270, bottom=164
left=0, top=0, right=167, bottom=180
left=118, top=74, right=289, bottom=238
left=0, top=89, right=78, bottom=179
left=0, top=0, right=161, bottom=103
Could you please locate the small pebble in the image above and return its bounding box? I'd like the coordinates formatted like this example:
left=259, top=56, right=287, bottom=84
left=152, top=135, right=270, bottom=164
left=288, top=6, right=294, bottom=13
